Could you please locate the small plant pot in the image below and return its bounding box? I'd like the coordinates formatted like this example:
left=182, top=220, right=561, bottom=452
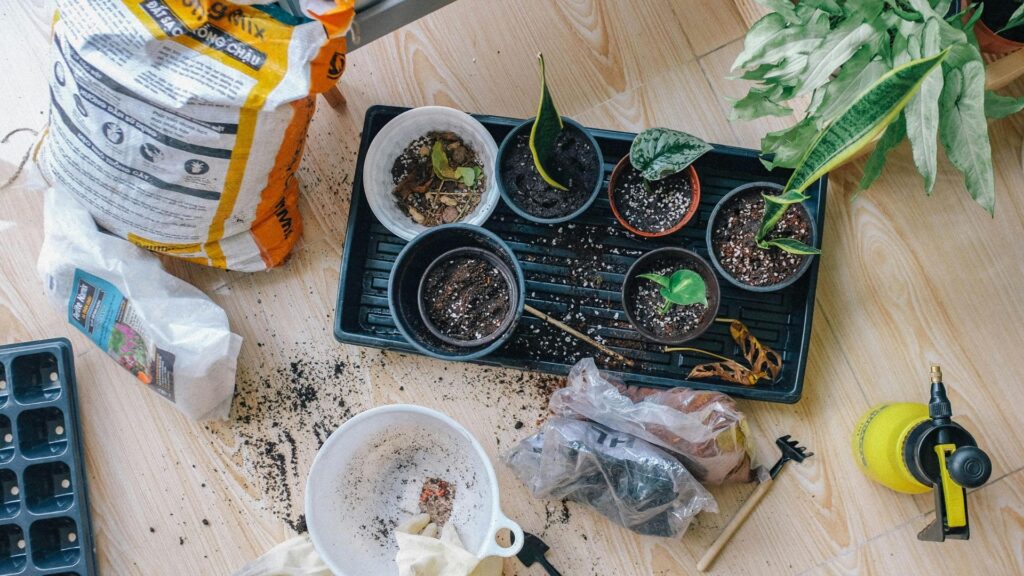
left=389, top=224, right=525, bottom=360
left=417, top=246, right=519, bottom=347
left=496, top=116, right=604, bottom=224
left=607, top=154, right=701, bottom=237
left=706, top=182, right=818, bottom=293
left=972, top=0, right=1024, bottom=55
left=621, top=247, right=720, bottom=345
left=363, top=106, right=501, bottom=241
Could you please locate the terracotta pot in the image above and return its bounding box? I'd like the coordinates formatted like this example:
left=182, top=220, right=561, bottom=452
left=971, top=0, right=1024, bottom=55
left=607, top=155, right=701, bottom=238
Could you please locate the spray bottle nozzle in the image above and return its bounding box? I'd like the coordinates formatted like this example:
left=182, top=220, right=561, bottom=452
left=928, top=365, right=952, bottom=422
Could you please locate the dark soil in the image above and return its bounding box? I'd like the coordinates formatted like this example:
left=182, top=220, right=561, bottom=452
left=612, top=164, right=692, bottom=233
left=981, top=0, right=1024, bottom=43
left=628, top=259, right=709, bottom=340
left=501, top=124, right=599, bottom=219
left=391, top=131, right=484, bottom=226
left=419, top=477, right=455, bottom=527
left=422, top=256, right=511, bottom=342
left=711, top=188, right=812, bottom=287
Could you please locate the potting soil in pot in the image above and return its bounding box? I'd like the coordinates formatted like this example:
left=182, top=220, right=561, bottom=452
left=614, top=166, right=692, bottom=233
left=392, top=132, right=485, bottom=226
left=631, top=259, right=710, bottom=340
left=422, top=256, right=511, bottom=342
left=501, top=128, right=599, bottom=218
left=712, top=189, right=812, bottom=287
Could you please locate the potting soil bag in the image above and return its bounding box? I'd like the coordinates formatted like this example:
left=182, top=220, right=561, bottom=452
left=38, top=187, right=242, bottom=421
left=504, top=417, right=716, bottom=538
left=39, top=0, right=354, bottom=271
left=550, top=358, right=758, bottom=484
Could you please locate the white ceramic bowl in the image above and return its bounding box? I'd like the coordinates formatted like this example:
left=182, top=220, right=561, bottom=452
left=363, top=107, right=500, bottom=241
left=305, top=405, right=523, bottom=575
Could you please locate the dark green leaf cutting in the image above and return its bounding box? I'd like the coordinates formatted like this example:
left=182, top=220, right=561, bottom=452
left=529, top=53, right=568, bottom=191
left=629, top=128, right=712, bottom=181
left=759, top=237, right=821, bottom=254
left=638, top=269, right=707, bottom=313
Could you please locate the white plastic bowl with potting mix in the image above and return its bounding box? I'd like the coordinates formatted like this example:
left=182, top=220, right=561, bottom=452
left=363, top=106, right=501, bottom=241
left=305, top=404, right=523, bottom=575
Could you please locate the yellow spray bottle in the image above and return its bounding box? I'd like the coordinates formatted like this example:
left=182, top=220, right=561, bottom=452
left=852, top=366, right=992, bottom=542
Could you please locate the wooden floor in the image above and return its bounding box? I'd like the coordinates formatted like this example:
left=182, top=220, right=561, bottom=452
left=1, top=1, right=1023, bottom=574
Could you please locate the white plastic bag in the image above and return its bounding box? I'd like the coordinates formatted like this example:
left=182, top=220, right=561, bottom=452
left=38, top=187, right=242, bottom=420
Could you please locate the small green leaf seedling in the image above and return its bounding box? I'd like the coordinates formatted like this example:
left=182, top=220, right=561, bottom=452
left=431, top=140, right=479, bottom=188
left=637, top=269, right=708, bottom=314
left=630, top=127, right=712, bottom=194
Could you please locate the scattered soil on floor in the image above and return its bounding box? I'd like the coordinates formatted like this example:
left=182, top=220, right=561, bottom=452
left=627, top=259, right=709, bottom=340
left=422, top=255, right=511, bottom=342
left=501, top=125, right=598, bottom=219
left=392, top=131, right=484, bottom=226
left=612, top=164, right=692, bottom=233
left=712, top=189, right=812, bottom=287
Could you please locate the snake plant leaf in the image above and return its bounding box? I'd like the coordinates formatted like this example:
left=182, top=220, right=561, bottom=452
left=764, top=190, right=811, bottom=205
left=904, top=17, right=943, bottom=195
left=999, top=3, right=1024, bottom=33
left=529, top=53, right=567, bottom=191
left=782, top=48, right=949, bottom=196
left=760, top=237, right=821, bottom=255
left=630, top=128, right=712, bottom=181
left=859, top=113, right=907, bottom=191
left=940, top=55, right=995, bottom=214
left=985, top=90, right=1024, bottom=119
left=757, top=190, right=811, bottom=245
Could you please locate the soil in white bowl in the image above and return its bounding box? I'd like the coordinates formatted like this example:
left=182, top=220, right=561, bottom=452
left=392, top=131, right=484, bottom=227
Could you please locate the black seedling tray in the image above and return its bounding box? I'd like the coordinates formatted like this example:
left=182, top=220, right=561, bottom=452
left=0, top=338, right=96, bottom=575
left=334, top=106, right=827, bottom=403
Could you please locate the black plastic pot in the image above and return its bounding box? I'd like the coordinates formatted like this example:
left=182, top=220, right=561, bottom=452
left=705, top=182, right=818, bottom=293
left=389, top=224, right=525, bottom=360
left=496, top=116, right=604, bottom=224
left=621, top=247, right=720, bottom=345
left=417, top=246, right=519, bottom=347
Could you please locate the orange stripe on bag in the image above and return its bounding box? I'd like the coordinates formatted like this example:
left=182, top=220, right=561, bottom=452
left=250, top=97, right=314, bottom=268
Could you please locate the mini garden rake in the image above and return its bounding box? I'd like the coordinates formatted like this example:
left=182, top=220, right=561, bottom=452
left=697, top=435, right=814, bottom=572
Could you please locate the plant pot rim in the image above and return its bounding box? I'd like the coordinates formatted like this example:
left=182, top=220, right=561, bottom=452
left=621, top=247, right=721, bottom=345
left=496, top=116, right=605, bottom=225
left=607, top=155, right=701, bottom=238
left=417, top=246, right=519, bottom=348
left=705, top=181, right=818, bottom=293
left=971, top=1, right=1024, bottom=55
left=388, top=223, right=526, bottom=361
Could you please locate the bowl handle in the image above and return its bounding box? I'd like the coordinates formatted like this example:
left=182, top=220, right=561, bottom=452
left=480, top=511, right=524, bottom=558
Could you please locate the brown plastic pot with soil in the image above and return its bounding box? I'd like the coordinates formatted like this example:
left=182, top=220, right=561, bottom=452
left=972, top=0, right=1024, bottom=54
left=417, top=246, right=518, bottom=347
left=608, top=127, right=710, bottom=237
left=621, top=247, right=720, bottom=346
left=706, top=182, right=818, bottom=293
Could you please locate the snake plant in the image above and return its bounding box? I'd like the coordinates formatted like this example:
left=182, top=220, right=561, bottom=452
left=733, top=0, right=1024, bottom=215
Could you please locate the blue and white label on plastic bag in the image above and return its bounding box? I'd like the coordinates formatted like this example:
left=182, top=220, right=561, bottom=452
left=67, top=269, right=175, bottom=401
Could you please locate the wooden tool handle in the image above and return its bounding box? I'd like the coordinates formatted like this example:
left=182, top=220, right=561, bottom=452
left=697, top=477, right=774, bottom=572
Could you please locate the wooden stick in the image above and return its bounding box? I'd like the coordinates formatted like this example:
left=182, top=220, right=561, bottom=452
left=322, top=85, right=346, bottom=109
left=697, top=478, right=774, bottom=572
left=523, top=304, right=635, bottom=368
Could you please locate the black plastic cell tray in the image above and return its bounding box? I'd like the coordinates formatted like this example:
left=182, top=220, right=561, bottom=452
left=334, top=106, right=827, bottom=403
left=0, top=338, right=96, bottom=575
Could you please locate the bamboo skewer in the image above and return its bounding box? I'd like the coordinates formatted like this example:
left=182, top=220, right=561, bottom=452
left=523, top=304, right=635, bottom=368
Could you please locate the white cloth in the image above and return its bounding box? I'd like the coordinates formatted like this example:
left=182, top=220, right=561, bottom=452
left=395, top=514, right=502, bottom=576
left=233, top=535, right=330, bottom=576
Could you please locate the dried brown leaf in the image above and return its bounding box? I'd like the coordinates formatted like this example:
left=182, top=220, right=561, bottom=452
left=689, top=360, right=767, bottom=386
left=729, top=320, right=782, bottom=381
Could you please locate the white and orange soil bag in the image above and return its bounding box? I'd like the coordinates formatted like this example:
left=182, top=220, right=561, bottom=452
left=40, top=0, right=354, bottom=271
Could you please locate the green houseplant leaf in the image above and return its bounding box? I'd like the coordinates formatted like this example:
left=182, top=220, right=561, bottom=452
left=638, top=269, right=708, bottom=313
left=760, top=237, right=821, bottom=254
left=630, top=128, right=712, bottom=181
left=529, top=53, right=568, bottom=191
left=985, top=90, right=1024, bottom=119
left=903, top=17, right=943, bottom=194
left=432, top=141, right=479, bottom=187
left=939, top=51, right=995, bottom=214
left=999, top=3, right=1024, bottom=33
left=782, top=48, right=949, bottom=197
left=859, top=112, right=907, bottom=190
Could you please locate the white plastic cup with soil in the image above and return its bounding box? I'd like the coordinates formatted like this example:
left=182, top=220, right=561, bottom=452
left=417, top=246, right=520, bottom=348
left=621, top=247, right=721, bottom=346
left=305, top=404, right=524, bottom=576
left=388, top=224, right=525, bottom=361
left=607, top=154, right=701, bottom=238
left=363, top=106, right=500, bottom=241
left=496, top=116, right=604, bottom=224
left=706, top=182, right=818, bottom=293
